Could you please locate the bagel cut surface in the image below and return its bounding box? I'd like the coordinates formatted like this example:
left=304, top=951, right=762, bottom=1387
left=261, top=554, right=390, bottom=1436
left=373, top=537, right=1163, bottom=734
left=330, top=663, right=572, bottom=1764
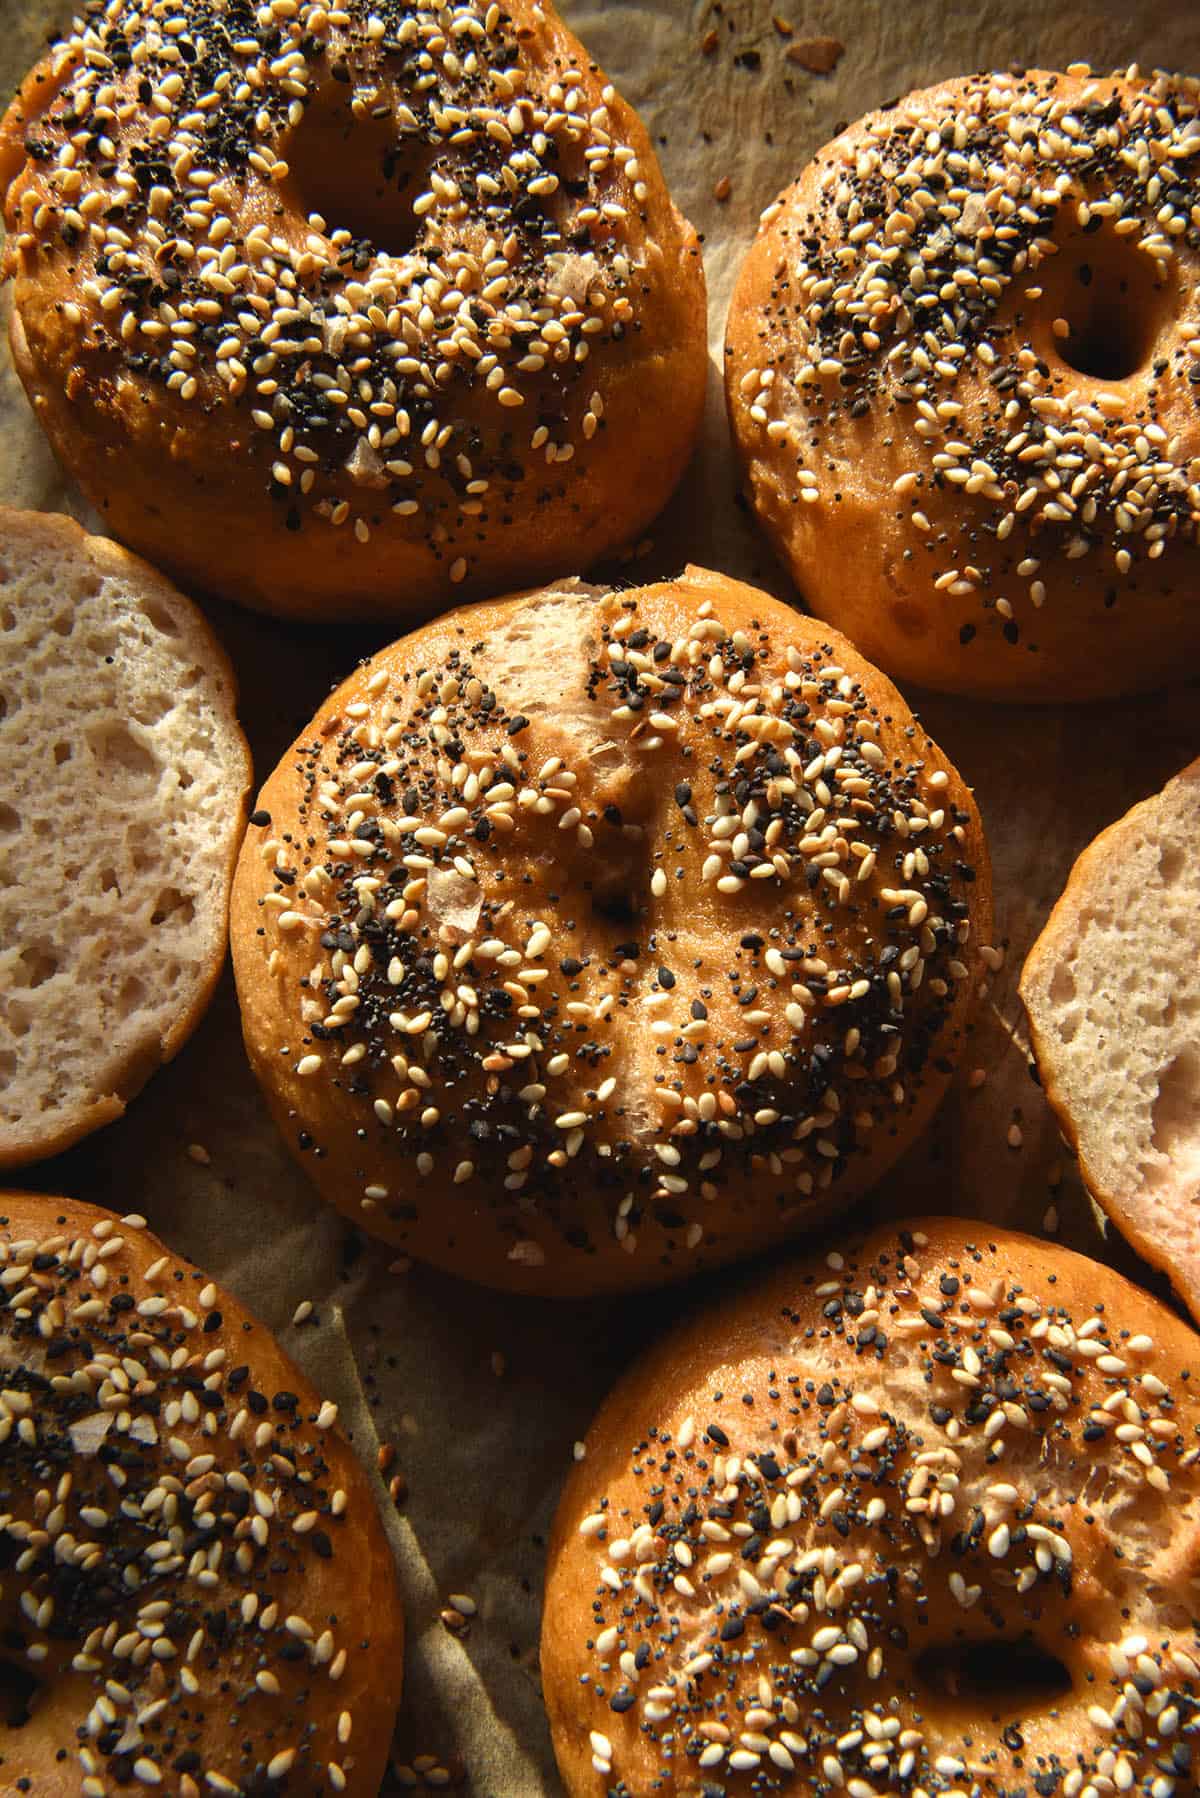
left=542, top=1219, right=1200, bottom=1797
left=1021, top=756, right=1200, bottom=1325
left=0, top=0, right=707, bottom=621
left=231, top=569, right=992, bottom=1295
left=0, top=508, right=252, bottom=1169
left=725, top=67, right=1200, bottom=702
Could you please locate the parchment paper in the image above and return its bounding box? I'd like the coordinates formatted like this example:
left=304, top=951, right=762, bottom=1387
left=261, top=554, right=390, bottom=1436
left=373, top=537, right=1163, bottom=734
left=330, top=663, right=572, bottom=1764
left=4, top=3, right=1200, bottom=1793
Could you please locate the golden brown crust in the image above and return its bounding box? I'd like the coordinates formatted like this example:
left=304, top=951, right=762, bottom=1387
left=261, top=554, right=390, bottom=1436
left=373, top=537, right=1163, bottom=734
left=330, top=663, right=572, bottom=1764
left=542, top=1217, right=1200, bottom=1798
left=0, top=509, right=253, bottom=1170
left=0, top=0, right=707, bottom=621
left=230, top=567, right=992, bottom=1296
left=725, top=67, right=1200, bottom=702
left=1020, top=756, right=1200, bottom=1317
left=0, top=1188, right=402, bottom=1795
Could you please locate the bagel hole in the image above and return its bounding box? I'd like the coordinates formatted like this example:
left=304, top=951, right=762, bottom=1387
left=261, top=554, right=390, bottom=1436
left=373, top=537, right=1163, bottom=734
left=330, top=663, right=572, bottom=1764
left=590, top=886, right=640, bottom=928
left=282, top=84, right=433, bottom=261
left=1052, top=247, right=1164, bottom=381
left=0, top=1658, right=39, bottom=1728
left=917, top=1639, right=1071, bottom=1707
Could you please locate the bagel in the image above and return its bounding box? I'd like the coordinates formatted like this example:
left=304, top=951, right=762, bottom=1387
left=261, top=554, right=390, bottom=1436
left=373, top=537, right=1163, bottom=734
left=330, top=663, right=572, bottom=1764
left=0, top=0, right=707, bottom=622
left=542, top=1218, right=1200, bottom=1797
left=725, top=66, right=1200, bottom=702
left=0, top=1188, right=403, bottom=1795
left=1021, top=755, right=1200, bottom=1322
left=0, top=507, right=251, bottom=1168
left=230, top=567, right=992, bottom=1296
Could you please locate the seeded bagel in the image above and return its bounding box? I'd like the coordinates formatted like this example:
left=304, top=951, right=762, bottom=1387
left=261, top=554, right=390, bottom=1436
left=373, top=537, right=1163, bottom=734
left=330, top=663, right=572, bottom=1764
left=726, top=66, right=1200, bottom=701
left=231, top=567, right=991, bottom=1296
left=543, top=1218, right=1200, bottom=1797
left=0, top=1188, right=403, bottom=1795
left=0, top=0, right=707, bottom=621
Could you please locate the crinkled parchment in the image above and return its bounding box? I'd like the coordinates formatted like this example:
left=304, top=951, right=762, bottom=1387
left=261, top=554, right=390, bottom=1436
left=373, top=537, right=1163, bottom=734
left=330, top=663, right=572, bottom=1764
left=3, top=3, right=1200, bottom=1792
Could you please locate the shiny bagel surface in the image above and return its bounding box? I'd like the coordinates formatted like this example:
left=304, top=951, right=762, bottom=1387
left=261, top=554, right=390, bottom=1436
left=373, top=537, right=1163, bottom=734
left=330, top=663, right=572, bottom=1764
left=543, top=1218, right=1200, bottom=1795
left=726, top=67, right=1200, bottom=701
left=0, top=1189, right=403, bottom=1797
left=231, top=567, right=991, bottom=1296
left=0, top=0, right=707, bottom=619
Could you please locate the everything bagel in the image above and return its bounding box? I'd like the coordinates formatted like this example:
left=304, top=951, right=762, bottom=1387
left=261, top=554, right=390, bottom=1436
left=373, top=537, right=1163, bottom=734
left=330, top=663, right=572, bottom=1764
left=0, top=1189, right=403, bottom=1796
left=726, top=67, right=1200, bottom=701
left=230, top=568, right=992, bottom=1296
left=0, top=0, right=707, bottom=620
left=543, top=1218, right=1200, bottom=1796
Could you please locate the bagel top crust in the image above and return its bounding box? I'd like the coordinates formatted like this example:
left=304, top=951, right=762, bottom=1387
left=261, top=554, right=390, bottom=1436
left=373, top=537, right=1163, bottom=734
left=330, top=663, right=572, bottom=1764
left=0, top=1190, right=402, bottom=1798
left=230, top=568, right=992, bottom=1297
left=725, top=67, right=1200, bottom=702
left=0, top=0, right=707, bottom=620
left=542, top=1218, right=1200, bottom=1798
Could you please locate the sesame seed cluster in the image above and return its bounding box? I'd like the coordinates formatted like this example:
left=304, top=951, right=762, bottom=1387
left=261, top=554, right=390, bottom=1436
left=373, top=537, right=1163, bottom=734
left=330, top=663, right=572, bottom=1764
left=234, top=577, right=988, bottom=1290
left=2, top=0, right=695, bottom=596
left=0, top=1196, right=400, bottom=1796
left=548, top=1225, right=1200, bottom=1797
left=727, top=66, right=1200, bottom=663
